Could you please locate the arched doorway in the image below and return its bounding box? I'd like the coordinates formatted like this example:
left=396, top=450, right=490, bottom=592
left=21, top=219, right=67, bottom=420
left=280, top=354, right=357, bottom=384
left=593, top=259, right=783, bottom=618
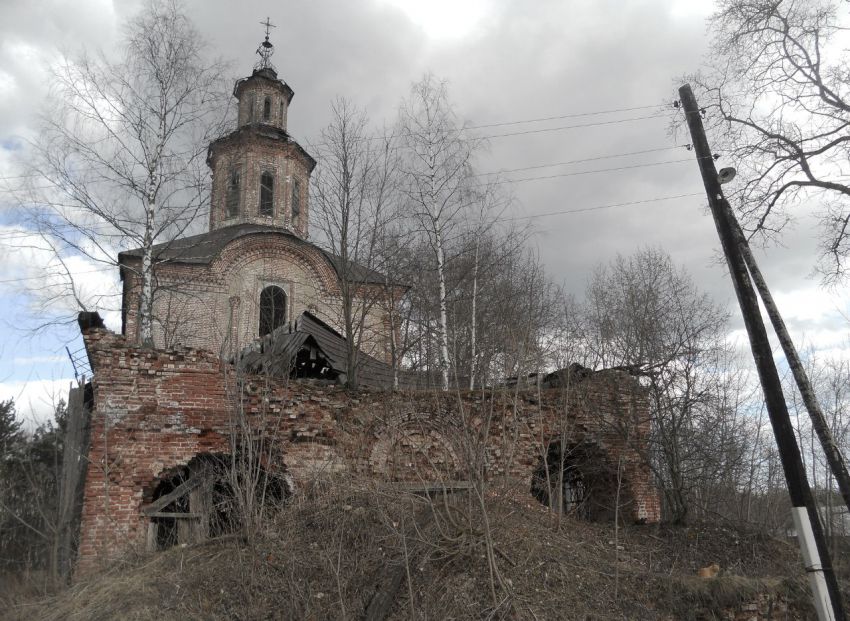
left=144, top=453, right=291, bottom=550
left=530, top=440, right=631, bottom=521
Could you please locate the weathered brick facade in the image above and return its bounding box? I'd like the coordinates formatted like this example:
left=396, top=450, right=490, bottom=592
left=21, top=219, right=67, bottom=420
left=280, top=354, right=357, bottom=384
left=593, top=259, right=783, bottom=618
left=75, top=320, right=661, bottom=575
left=121, top=230, right=394, bottom=359
left=209, top=66, right=309, bottom=236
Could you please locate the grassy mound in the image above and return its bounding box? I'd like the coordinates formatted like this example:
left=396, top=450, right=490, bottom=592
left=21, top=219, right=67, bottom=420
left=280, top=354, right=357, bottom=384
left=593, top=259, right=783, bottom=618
left=3, top=479, right=831, bottom=620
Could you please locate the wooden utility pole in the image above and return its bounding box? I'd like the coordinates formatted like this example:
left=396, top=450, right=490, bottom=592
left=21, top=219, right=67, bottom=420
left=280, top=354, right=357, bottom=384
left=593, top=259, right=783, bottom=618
left=730, top=220, right=850, bottom=517
left=679, top=83, right=845, bottom=621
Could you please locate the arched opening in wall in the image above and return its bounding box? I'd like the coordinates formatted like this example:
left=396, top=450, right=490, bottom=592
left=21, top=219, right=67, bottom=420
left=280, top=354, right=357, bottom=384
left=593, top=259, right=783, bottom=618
left=226, top=169, right=241, bottom=217
left=259, top=285, right=287, bottom=336
left=290, top=178, right=301, bottom=227
left=144, top=453, right=291, bottom=551
left=259, top=171, right=274, bottom=216
left=371, top=423, right=462, bottom=483
left=263, top=96, right=271, bottom=121
left=246, top=92, right=255, bottom=123
left=530, top=440, right=631, bottom=522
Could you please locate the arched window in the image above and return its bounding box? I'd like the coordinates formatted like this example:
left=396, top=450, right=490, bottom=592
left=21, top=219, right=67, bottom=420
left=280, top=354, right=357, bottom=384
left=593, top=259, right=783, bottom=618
left=259, top=285, right=287, bottom=336
left=246, top=93, right=255, bottom=123
left=226, top=169, right=240, bottom=217
left=263, top=97, right=271, bottom=121
left=291, top=178, right=301, bottom=227
left=259, top=172, right=274, bottom=216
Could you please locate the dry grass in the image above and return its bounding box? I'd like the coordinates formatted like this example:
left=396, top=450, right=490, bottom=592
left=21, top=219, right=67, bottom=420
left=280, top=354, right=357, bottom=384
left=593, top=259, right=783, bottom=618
left=3, top=477, right=835, bottom=621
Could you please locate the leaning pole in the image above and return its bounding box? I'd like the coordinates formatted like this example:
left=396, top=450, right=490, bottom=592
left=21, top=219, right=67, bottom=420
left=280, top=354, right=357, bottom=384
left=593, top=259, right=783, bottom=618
left=679, top=83, right=844, bottom=621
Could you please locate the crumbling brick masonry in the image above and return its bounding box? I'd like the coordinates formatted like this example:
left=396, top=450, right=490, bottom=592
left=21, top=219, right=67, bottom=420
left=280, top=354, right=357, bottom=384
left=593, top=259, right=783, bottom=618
left=74, top=318, right=661, bottom=574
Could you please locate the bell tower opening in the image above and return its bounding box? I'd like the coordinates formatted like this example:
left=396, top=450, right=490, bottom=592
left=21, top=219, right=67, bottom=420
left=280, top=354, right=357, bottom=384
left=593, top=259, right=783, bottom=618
left=206, top=19, right=315, bottom=234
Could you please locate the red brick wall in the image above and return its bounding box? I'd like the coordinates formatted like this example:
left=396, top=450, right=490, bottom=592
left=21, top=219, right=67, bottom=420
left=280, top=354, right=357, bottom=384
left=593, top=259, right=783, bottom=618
left=76, top=324, right=660, bottom=575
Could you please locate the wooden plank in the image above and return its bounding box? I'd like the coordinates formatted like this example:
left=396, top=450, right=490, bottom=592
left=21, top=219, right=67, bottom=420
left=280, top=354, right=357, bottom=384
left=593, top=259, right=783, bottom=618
left=386, top=480, right=472, bottom=494
left=146, top=521, right=158, bottom=552
left=189, top=485, right=209, bottom=542
left=363, top=506, right=435, bottom=621
left=57, top=382, right=92, bottom=579
left=141, top=477, right=202, bottom=515
left=147, top=512, right=202, bottom=519
left=177, top=514, right=192, bottom=544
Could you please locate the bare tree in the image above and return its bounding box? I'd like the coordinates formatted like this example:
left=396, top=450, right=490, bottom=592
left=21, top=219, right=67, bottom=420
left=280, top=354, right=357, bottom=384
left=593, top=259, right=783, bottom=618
left=22, top=0, right=228, bottom=344
left=398, top=75, right=479, bottom=390
left=582, top=248, right=734, bottom=522
left=693, top=0, right=850, bottom=281
left=311, top=98, right=401, bottom=388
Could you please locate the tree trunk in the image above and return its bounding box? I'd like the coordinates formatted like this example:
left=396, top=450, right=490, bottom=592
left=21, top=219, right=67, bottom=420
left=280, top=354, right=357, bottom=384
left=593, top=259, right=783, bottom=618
left=138, top=242, right=154, bottom=347
left=436, top=227, right=450, bottom=391
left=469, top=239, right=479, bottom=391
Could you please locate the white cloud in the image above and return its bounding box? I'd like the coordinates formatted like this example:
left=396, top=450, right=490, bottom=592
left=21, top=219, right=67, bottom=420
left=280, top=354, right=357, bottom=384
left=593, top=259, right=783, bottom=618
left=772, top=285, right=850, bottom=325
left=376, top=0, right=490, bottom=39
left=0, top=225, right=122, bottom=322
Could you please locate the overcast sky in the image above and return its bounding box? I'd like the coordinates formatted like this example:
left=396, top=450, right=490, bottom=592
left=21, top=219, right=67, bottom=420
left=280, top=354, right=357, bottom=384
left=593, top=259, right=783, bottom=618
left=0, top=0, right=847, bottom=424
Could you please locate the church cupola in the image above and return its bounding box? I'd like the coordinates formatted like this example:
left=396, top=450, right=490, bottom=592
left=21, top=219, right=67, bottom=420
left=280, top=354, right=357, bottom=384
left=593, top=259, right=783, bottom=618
left=234, top=22, right=294, bottom=132
left=206, top=19, right=315, bottom=237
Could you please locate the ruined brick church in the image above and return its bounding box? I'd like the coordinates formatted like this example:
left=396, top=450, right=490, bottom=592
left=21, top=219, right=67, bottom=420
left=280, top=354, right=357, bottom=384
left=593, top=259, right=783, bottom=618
left=118, top=32, right=393, bottom=365
left=58, top=32, right=661, bottom=577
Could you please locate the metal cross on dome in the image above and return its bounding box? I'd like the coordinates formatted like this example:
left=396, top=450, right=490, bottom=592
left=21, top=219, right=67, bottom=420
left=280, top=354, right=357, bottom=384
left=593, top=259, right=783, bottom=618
left=255, top=17, right=276, bottom=71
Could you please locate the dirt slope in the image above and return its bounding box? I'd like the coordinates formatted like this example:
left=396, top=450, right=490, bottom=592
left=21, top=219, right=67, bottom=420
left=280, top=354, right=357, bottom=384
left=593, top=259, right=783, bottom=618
left=4, top=484, right=837, bottom=620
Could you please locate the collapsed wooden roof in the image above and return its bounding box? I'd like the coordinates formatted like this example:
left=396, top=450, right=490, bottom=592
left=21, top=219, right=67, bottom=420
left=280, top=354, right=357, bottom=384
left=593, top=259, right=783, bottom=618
left=235, top=311, right=418, bottom=389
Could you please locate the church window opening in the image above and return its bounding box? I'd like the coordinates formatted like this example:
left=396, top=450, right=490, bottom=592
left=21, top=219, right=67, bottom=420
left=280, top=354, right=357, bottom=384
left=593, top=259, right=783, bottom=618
left=246, top=93, right=255, bottom=123
left=263, top=97, right=271, bottom=121
left=226, top=169, right=241, bottom=217
left=259, top=172, right=274, bottom=216
left=291, top=178, right=301, bottom=226
left=259, top=285, right=287, bottom=336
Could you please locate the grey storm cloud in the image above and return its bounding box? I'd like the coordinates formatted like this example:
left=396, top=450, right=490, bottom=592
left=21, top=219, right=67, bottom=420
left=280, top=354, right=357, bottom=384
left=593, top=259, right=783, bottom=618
left=0, top=0, right=845, bottom=341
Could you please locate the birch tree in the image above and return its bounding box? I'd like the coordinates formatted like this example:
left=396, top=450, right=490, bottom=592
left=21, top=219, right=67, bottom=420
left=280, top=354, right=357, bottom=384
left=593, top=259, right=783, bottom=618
left=398, top=75, right=478, bottom=390
left=24, top=0, right=228, bottom=344
left=311, top=98, right=400, bottom=388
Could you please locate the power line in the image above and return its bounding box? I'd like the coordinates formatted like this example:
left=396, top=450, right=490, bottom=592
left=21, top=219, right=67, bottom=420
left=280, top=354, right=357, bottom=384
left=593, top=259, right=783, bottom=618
left=495, top=192, right=705, bottom=222
left=472, top=146, right=683, bottom=178
left=0, top=193, right=706, bottom=287
left=462, top=103, right=667, bottom=130
left=307, top=111, right=670, bottom=150
left=0, top=214, right=210, bottom=243
left=0, top=110, right=675, bottom=187
left=0, top=155, right=702, bottom=241
left=476, top=112, right=669, bottom=141
left=3, top=144, right=688, bottom=196
left=475, top=157, right=698, bottom=187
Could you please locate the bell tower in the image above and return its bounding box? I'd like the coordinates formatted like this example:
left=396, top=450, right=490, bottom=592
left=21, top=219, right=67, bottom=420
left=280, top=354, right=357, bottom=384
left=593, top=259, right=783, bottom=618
left=207, top=19, right=315, bottom=237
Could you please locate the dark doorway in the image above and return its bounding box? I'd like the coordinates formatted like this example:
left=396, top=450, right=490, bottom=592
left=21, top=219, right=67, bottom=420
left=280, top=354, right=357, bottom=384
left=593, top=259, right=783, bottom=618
left=530, top=441, right=629, bottom=521
left=147, top=453, right=291, bottom=550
